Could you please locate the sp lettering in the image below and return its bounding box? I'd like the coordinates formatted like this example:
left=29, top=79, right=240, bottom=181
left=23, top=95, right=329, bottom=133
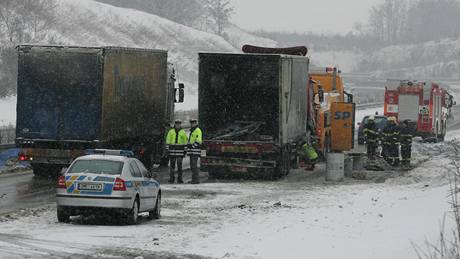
left=334, top=111, right=351, bottom=120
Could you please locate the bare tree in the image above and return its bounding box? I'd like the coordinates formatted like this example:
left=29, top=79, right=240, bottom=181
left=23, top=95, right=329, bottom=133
left=150, top=0, right=203, bottom=26
left=0, top=0, right=57, bottom=44
left=0, top=0, right=57, bottom=97
left=406, top=0, right=460, bottom=43
left=204, top=0, right=234, bottom=36
left=368, top=0, right=408, bottom=44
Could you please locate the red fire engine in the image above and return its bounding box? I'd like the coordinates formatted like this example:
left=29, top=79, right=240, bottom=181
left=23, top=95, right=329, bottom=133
left=384, top=80, right=453, bottom=141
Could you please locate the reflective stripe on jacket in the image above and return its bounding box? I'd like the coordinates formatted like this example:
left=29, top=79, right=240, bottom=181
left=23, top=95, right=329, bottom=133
left=188, top=127, right=203, bottom=156
left=363, top=123, right=379, bottom=143
left=382, top=124, right=400, bottom=146
left=400, top=126, right=414, bottom=147
left=166, top=128, right=188, bottom=157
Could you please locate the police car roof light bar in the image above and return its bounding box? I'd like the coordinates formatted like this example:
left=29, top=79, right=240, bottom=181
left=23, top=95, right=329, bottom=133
left=85, top=149, right=134, bottom=157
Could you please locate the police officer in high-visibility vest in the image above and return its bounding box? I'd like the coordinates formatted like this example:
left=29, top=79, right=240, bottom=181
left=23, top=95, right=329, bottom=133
left=382, top=117, right=400, bottom=166
left=188, top=119, right=202, bottom=184
left=400, top=120, right=414, bottom=166
left=363, top=116, right=379, bottom=160
left=166, top=120, right=188, bottom=183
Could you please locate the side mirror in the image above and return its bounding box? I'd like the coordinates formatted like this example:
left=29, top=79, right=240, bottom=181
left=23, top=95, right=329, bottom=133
left=175, top=83, right=185, bottom=103
left=146, top=171, right=153, bottom=179
left=318, top=88, right=324, bottom=103
left=60, top=167, right=68, bottom=175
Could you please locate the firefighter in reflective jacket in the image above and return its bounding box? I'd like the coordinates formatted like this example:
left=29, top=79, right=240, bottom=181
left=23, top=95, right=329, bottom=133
left=382, top=117, right=400, bottom=166
left=166, top=120, right=188, bottom=183
left=399, top=120, right=414, bottom=166
left=188, top=119, right=202, bottom=184
left=363, top=116, right=379, bottom=160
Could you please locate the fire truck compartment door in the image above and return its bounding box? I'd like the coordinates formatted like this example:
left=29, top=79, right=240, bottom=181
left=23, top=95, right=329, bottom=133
left=398, top=94, right=419, bottom=122
left=331, top=102, right=355, bottom=151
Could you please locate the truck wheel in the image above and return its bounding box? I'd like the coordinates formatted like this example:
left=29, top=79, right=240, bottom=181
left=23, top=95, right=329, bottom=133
left=160, top=157, right=169, bottom=168
left=275, top=147, right=291, bottom=179
left=291, top=155, right=299, bottom=170
left=32, top=164, right=45, bottom=177
left=57, top=207, right=70, bottom=223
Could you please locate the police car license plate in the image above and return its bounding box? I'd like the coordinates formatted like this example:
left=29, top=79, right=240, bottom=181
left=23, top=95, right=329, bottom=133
left=77, top=183, right=103, bottom=191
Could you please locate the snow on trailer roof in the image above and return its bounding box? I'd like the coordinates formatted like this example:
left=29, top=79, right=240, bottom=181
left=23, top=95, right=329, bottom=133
left=16, top=44, right=167, bottom=54
left=198, top=51, right=309, bottom=60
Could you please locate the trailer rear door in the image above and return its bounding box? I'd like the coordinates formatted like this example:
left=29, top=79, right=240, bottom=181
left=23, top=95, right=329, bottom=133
left=16, top=46, right=103, bottom=141
left=398, top=94, right=419, bottom=122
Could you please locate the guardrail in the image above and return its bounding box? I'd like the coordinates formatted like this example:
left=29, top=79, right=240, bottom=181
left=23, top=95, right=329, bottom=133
left=355, top=102, right=384, bottom=110
left=0, top=143, right=15, bottom=151
left=0, top=126, right=15, bottom=145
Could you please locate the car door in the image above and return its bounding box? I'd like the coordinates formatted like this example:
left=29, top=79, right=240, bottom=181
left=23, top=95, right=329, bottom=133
left=135, top=159, right=157, bottom=210
left=128, top=160, right=147, bottom=211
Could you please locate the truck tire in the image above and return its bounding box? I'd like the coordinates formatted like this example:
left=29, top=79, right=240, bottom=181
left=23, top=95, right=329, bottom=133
left=275, top=146, right=291, bottom=179
left=435, top=123, right=440, bottom=143
left=291, top=155, right=299, bottom=170
left=208, top=170, right=218, bottom=180
left=57, top=207, right=70, bottom=223
left=31, top=164, right=46, bottom=177
left=32, top=164, right=61, bottom=177
left=160, top=156, right=170, bottom=168
left=441, top=121, right=447, bottom=141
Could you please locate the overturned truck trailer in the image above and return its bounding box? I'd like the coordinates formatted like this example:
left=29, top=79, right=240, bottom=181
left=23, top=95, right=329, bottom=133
left=199, top=52, right=310, bottom=179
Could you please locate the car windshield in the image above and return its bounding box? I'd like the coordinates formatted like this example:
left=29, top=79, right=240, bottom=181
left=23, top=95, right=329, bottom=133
left=68, top=160, right=123, bottom=175
left=363, top=116, right=387, bottom=125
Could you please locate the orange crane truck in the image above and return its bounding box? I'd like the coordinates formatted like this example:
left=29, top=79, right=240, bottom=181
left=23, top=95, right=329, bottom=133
left=309, top=67, right=355, bottom=158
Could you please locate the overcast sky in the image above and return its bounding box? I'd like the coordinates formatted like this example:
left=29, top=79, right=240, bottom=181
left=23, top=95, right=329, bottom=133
left=231, top=0, right=382, bottom=34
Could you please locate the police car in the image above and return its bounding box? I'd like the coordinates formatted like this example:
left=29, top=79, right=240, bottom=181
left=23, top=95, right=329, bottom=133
left=56, top=149, right=161, bottom=225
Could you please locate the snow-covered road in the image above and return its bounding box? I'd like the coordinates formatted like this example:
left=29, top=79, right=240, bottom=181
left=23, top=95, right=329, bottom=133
left=0, top=139, right=457, bottom=259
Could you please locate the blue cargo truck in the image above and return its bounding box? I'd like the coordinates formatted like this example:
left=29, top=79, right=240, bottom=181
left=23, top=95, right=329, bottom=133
left=16, top=45, right=184, bottom=176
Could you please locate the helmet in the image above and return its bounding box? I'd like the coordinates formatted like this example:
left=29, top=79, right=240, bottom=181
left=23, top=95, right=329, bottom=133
left=189, top=118, right=198, bottom=123
left=388, top=117, right=397, bottom=123
left=403, top=119, right=410, bottom=125
left=174, top=119, right=182, bottom=124
left=368, top=115, right=375, bottom=121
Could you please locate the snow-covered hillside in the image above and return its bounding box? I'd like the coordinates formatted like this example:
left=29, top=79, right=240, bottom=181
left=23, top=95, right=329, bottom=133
left=0, top=0, right=277, bottom=111
left=56, top=0, right=235, bottom=103
left=358, top=38, right=460, bottom=79
left=225, top=25, right=278, bottom=50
